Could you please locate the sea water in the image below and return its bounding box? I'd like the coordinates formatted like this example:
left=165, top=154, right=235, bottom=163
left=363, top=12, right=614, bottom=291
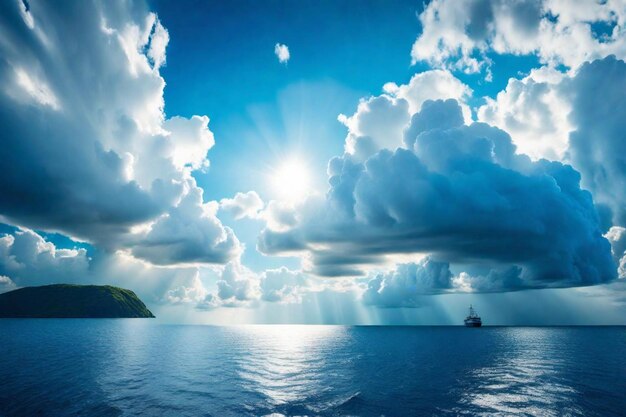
left=0, top=321, right=625, bottom=416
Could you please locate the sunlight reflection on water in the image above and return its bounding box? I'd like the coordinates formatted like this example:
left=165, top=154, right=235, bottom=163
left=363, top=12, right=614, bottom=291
left=232, top=325, right=348, bottom=405
left=451, top=328, right=582, bottom=416
left=0, top=322, right=625, bottom=416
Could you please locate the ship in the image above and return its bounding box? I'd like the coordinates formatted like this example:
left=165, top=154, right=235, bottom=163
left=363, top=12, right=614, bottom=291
left=464, top=305, right=482, bottom=327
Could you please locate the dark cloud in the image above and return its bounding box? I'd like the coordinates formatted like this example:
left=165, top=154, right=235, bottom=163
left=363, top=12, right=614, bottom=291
left=260, top=100, right=616, bottom=290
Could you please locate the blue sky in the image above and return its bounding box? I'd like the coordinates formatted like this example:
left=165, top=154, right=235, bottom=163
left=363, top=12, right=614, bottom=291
left=1, top=0, right=626, bottom=324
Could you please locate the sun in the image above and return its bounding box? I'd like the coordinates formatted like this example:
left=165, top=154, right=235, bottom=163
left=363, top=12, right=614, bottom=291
left=271, top=158, right=311, bottom=202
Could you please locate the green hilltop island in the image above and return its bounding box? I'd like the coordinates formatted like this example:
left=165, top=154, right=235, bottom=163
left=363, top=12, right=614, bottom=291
left=0, top=284, right=155, bottom=318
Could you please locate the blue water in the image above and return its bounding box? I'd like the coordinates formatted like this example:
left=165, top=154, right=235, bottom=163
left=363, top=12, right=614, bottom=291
left=1, top=322, right=625, bottom=416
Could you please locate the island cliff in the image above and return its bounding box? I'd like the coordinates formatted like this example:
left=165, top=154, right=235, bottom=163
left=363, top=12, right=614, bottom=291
left=0, top=284, right=155, bottom=318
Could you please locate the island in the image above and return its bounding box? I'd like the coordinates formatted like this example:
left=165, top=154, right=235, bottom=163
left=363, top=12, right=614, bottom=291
left=0, top=284, right=155, bottom=318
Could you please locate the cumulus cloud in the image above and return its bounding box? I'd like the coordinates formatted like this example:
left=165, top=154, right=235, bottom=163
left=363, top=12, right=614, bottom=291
left=220, top=191, right=264, bottom=220
left=0, top=276, right=17, bottom=293
left=0, top=225, right=314, bottom=311
left=605, top=226, right=626, bottom=279
left=566, top=56, right=626, bottom=228
left=338, top=70, right=471, bottom=161
left=274, top=43, right=290, bottom=64
left=165, top=272, right=208, bottom=304
left=411, top=0, right=626, bottom=75
left=452, top=266, right=526, bottom=293
left=215, top=261, right=260, bottom=306
left=477, top=56, right=626, bottom=249
left=196, top=262, right=315, bottom=308
left=383, top=69, right=473, bottom=120
left=478, top=66, right=571, bottom=160
left=259, top=200, right=299, bottom=231
left=260, top=267, right=310, bottom=303
left=363, top=258, right=452, bottom=307
left=130, top=186, right=241, bottom=265
left=0, top=0, right=239, bottom=266
left=475, top=56, right=626, bottom=228
left=0, top=228, right=90, bottom=286
left=259, top=99, right=616, bottom=290
left=0, top=226, right=207, bottom=303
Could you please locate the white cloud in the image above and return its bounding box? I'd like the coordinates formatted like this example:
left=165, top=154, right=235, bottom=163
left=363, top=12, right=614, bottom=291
left=0, top=227, right=211, bottom=306
left=0, top=0, right=239, bottom=267
left=220, top=191, right=264, bottom=220
left=274, top=42, right=290, bottom=64
left=0, top=275, right=17, bottom=293
left=383, top=69, right=473, bottom=121
left=363, top=258, right=453, bottom=307
left=339, top=94, right=410, bottom=160
left=606, top=226, right=626, bottom=279
left=165, top=272, right=208, bottom=304
left=130, top=185, right=241, bottom=266
left=216, top=261, right=260, bottom=306
left=147, top=15, right=169, bottom=69
left=411, top=0, right=626, bottom=75
left=260, top=267, right=310, bottom=303
left=196, top=262, right=318, bottom=308
left=0, top=229, right=90, bottom=286
left=258, top=200, right=299, bottom=232
left=339, top=69, right=472, bottom=161
left=559, top=57, right=626, bottom=231
left=13, top=67, right=60, bottom=110
left=478, top=66, right=571, bottom=160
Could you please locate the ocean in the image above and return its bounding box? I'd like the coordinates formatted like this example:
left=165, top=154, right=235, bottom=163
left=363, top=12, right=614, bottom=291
left=0, top=321, right=625, bottom=416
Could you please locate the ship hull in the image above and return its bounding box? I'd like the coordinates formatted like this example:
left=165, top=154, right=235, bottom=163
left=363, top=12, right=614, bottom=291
left=464, top=320, right=482, bottom=327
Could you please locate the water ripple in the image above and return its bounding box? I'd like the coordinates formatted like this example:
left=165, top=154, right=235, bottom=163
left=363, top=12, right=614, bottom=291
left=0, top=322, right=625, bottom=416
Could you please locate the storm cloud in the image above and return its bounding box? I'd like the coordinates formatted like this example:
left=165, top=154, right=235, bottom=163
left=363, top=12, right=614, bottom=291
left=260, top=99, right=616, bottom=290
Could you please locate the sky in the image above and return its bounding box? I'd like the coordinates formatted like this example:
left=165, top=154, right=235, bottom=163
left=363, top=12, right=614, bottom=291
left=1, top=0, right=626, bottom=324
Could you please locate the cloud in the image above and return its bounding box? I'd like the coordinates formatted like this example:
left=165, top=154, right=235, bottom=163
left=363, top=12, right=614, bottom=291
left=363, top=257, right=452, bottom=307
left=0, top=276, right=17, bottom=293
left=473, top=55, right=626, bottom=240
left=0, top=0, right=239, bottom=266
left=165, top=272, right=208, bottom=304
left=260, top=267, right=310, bottom=303
left=0, top=228, right=90, bottom=286
left=195, top=262, right=316, bottom=308
left=566, top=56, right=626, bottom=228
left=452, top=266, right=526, bottom=293
left=411, top=0, right=626, bottom=75
left=476, top=56, right=626, bottom=234
left=259, top=200, right=299, bottom=231
left=130, top=186, right=241, bottom=266
left=478, top=66, right=572, bottom=160
left=606, top=226, right=626, bottom=279
left=274, top=42, right=290, bottom=64
left=0, top=225, right=313, bottom=311
left=259, top=99, right=616, bottom=290
left=220, top=191, right=264, bottom=220
left=216, top=261, right=260, bottom=306
left=338, top=70, right=471, bottom=161
left=383, top=69, right=473, bottom=120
